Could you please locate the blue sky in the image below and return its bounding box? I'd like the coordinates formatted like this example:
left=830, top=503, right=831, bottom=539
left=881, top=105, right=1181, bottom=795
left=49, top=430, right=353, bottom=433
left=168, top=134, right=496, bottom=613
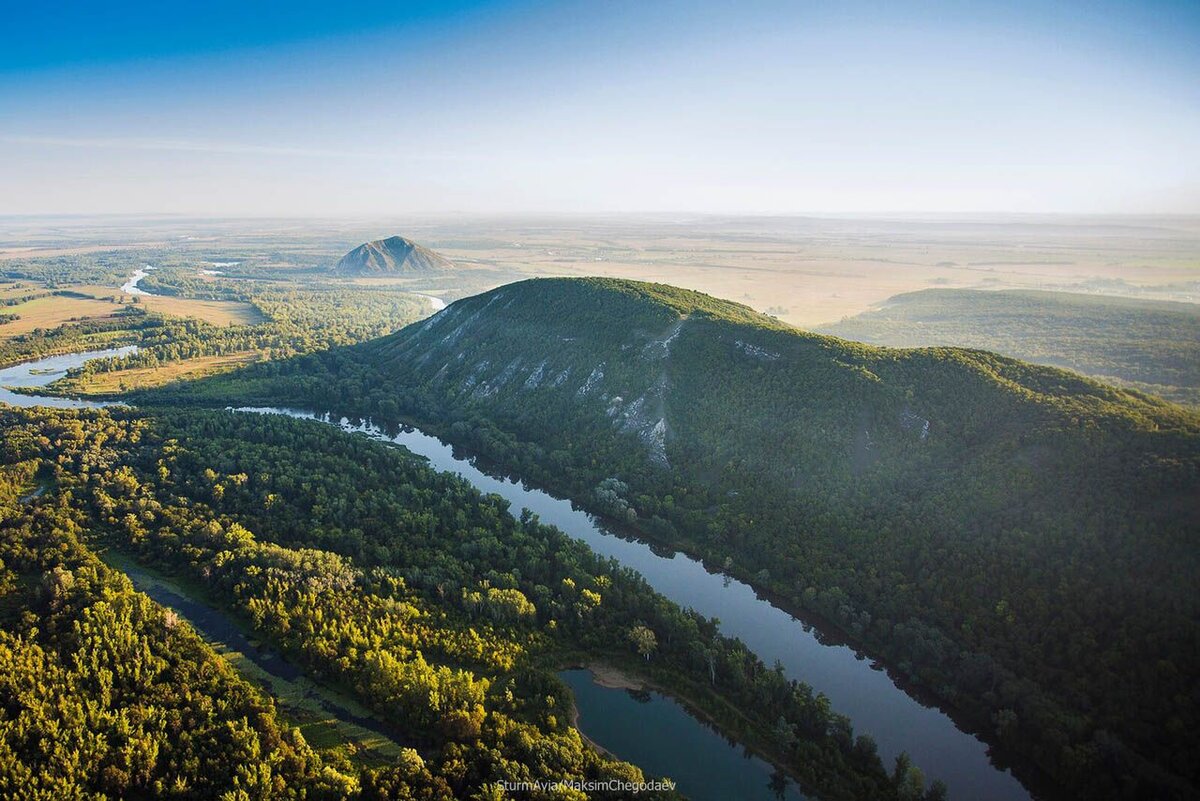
left=2, top=0, right=1197, bottom=215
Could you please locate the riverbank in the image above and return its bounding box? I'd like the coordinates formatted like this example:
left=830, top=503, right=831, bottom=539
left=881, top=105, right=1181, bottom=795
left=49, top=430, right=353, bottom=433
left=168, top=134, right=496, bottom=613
left=585, top=661, right=644, bottom=690
left=158, top=402, right=1033, bottom=800
left=338, top=407, right=1050, bottom=800
left=0, top=345, right=140, bottom=408
left=98, top=548, right=414, bottom=768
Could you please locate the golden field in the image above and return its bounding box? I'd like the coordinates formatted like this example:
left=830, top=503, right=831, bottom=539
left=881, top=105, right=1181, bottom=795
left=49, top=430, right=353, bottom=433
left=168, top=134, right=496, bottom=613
left=0, top=293, right=122, bottom=336
left=50, top=352, right=262, bottom=395
left=408, top=217, right=1200, bottom=328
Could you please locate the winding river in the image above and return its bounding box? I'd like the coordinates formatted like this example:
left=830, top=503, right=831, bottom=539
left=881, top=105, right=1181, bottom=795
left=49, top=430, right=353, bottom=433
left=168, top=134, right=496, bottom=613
left=0, top=346, right=137, bottom=408
left=416, top=293, right=448, bottom=311
left=2, top=343, right=1033, bottom=800
left=120, top=265, right=156, bottom=295
left=234, top=408, right=1032, bottom=801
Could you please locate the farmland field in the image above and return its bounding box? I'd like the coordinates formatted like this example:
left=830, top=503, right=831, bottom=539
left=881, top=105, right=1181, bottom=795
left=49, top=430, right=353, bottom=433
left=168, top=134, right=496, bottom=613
left=0, top=293, right=122, bottom=336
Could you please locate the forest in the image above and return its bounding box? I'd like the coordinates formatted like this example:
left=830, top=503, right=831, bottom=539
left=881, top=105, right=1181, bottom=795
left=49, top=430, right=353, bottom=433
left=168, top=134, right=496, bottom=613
left=0, top=403, right=935, bottom=800
left=161, top=277, right=1200, bottom=801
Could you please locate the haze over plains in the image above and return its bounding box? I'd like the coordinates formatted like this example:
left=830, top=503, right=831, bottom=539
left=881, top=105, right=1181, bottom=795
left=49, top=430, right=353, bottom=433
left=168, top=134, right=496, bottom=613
left=2, top=0, right=1198, bottom=217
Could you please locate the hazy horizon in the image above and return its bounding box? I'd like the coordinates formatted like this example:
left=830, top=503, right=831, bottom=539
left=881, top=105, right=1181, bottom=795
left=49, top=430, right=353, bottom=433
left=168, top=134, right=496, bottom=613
left=3, top=0, right=1199, bottom=217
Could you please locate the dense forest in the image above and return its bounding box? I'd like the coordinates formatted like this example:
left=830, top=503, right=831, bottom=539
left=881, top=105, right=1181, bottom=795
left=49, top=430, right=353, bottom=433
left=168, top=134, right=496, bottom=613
left=0, top=404, right=934, bottom=800
left=819, top=288, right=1200, bottom=405
left=163, top=277, right=1200, bottom=800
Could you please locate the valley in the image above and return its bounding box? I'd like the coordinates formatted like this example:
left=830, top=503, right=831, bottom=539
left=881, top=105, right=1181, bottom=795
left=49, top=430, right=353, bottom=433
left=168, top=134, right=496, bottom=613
left=9, top=4, right=1198, bottom=799
left=2, top=215, right=1197, bottom=801
left=170, top=273, right=1196, bottom=801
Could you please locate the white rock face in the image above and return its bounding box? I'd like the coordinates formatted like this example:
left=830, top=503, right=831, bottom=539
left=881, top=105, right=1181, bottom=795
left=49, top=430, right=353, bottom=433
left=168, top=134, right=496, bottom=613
left=899, top=408, right=932, bottom=440
left=523, top=360, right=548, bottom=390
left=641, top=418, right=670, bottom=468
left=577, top=365, right=605, bottom=397
left=643, top=320, right=685, bottom=359
left=734, top=339, right=780, bottom=361
left=461, top=360, right=491, bottom=391
left=475, top=358, right=524, bottom=398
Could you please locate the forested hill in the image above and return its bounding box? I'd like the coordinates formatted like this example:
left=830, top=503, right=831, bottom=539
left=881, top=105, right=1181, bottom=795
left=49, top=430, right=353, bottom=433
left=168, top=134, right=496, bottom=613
left=364, top=277, right=1196, bottom=482
left=170, top=277, right=1200, bottom=800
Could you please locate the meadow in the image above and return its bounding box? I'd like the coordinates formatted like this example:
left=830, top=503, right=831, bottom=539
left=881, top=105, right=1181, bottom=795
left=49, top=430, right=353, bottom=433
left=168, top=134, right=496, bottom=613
left=0, top=292, right=122, bottom=336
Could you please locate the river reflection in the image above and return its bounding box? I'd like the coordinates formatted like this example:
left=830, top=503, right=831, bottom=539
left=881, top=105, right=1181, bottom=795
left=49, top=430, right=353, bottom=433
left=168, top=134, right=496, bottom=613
left=234, top=407, right=1031, bottom=801
left=0, top=346, right=137, bottom=408
left=561, top=669, right=808, bottom=801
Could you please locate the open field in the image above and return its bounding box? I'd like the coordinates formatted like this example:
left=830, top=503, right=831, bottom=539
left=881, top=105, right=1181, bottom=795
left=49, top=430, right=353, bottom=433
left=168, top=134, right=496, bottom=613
left=0, top=281, right=45, bottom=300
left=3, top=282, right=266, bottom=328
left=136, top=295, right=265, bottom=325
left=69, top=283, right=265, bottom=325
left=50, top=352, right=261, bottom=395
left=0, top=293, right=122, bottom=336
left=3, top=212, right=1197, bottom=349
left=59, top=284, right=126, bottom=302
left=0, top=241, right=176, bottom=259
left=407, top=216, right=1200, bottom=327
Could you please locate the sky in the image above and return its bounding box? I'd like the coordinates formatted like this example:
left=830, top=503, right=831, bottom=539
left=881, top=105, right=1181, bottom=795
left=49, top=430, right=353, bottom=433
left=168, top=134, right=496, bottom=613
left=2, top=0, right=1198, bottom=216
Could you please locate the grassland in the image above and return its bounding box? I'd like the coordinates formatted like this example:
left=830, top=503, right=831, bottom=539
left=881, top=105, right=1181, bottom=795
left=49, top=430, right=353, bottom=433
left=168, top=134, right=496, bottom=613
left=0, top=293, right=122, bottom=336
left=0, top=275, right=262, bottom=339
left=0, top=282, right=43, bottom=300
left=137, top=295, right=265, bottom=324
left=48, top=352, right=261, bottom=395
left=66, top=283, right=266, bottom=325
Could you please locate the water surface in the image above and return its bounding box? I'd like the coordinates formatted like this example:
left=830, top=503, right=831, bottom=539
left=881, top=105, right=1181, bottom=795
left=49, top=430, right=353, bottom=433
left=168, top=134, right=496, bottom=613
left=562, top=669, right=807, bottom=801
left=120, top=265, right=155, bottom=295
left=236, top=407, right=1031, bottom=801
left=416, top=293, right=447, bottom=310
left=0, top=346, right=138, bottom=408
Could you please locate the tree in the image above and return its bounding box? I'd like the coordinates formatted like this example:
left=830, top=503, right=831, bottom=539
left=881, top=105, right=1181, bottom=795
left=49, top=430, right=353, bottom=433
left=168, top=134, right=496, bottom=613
left=628, top=624, right=657, bottom=661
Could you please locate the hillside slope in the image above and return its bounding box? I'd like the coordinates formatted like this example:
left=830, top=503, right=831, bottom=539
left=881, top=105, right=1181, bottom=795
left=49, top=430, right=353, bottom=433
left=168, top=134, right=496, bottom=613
left=819, top=288, right=1200, bottom=405
left=333, top=235, right=454, bottom=274
left=170, top=277, right=1200, bottom=800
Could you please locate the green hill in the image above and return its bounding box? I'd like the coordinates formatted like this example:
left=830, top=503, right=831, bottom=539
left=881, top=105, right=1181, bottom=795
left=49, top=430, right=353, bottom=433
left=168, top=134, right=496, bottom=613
left=170, top=277, right=1200, bottom=800
left=819, top=288, right=1200, bottom=405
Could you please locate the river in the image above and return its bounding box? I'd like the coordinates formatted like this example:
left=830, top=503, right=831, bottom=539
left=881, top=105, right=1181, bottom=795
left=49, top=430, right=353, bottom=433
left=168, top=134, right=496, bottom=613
left=233, top=408, right=1032, bottom=801
left=416, top=293, right=447, bottom=311
left=121, top=265, right=156, bottom=295
left=0, top=346, right=138, bottom=408
left=2, top=343, right=1033, bottom=800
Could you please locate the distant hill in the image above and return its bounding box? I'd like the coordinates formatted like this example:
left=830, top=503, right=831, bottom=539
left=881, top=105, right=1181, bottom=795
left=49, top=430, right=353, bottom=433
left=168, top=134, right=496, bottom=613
left=819, top=288, right=1200, bottom=405
left=332, top=235, right=453, bottom=274
left=172, top=277, right=1200, bottom=800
